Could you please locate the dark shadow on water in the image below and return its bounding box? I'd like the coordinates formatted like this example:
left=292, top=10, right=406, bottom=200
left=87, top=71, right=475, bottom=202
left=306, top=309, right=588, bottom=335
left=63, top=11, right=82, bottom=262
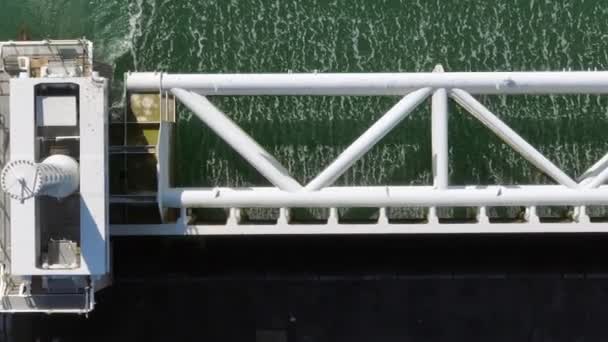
left=12, top=234, right=608, bottom=341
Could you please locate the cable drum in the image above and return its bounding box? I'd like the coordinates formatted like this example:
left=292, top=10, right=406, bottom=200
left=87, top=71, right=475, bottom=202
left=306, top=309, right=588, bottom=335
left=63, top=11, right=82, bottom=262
left=0, top=155, right=79, bottom=202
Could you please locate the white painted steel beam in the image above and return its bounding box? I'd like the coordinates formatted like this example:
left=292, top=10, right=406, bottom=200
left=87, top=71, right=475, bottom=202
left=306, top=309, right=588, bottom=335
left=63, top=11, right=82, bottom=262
left=304, top=87, right=432, bottom=190
left=429, top=66, right=449, bottom=224
left=583, top=166, right=608, bottom=189
left=579, top=152, right=608, bottom=181
left=578, top=152, right=608, bottom=187
left=127, top=71, right=608, bottom=95
left=171, top=88, right=303, bottom=192
left=111, top=222, right=608, bottom=236
left=162, top=185, right=608, bottom=208
left=431, top=68, right=449, bottom=189
left=450, top=89, right=578, bottom=188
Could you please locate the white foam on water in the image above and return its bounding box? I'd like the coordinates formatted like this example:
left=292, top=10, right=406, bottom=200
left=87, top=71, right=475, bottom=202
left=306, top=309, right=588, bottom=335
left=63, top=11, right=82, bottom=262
left=126, top=0, right=144, bottom=71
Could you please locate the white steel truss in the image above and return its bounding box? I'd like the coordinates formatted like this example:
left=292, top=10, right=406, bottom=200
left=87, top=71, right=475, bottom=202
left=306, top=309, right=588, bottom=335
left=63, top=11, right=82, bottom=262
left=113, top=66, right=608, bottom=235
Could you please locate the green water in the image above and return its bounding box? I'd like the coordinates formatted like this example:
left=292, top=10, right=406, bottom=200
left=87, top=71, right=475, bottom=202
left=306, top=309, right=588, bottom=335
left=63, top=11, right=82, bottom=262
left=2, top=0, right=608, bottom=216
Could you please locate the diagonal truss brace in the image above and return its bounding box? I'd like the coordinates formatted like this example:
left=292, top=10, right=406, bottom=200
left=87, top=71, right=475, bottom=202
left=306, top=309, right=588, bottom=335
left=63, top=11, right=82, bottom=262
left=450, top=89, right=578, bottom=188
left=171, top=88, right=303, bottom=192
left=304, top=87, right=432, bottom=190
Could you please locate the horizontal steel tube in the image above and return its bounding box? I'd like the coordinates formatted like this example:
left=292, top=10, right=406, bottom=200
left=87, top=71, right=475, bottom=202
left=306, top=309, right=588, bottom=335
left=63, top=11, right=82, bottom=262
left=127, top=71, right=608, bottom=95
left=163, top=185, right=608, bottom=208
left=111, top=223, right=608, bottom=236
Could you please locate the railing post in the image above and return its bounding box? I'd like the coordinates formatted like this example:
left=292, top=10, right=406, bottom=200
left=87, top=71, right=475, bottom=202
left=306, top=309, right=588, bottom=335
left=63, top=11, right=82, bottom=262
left=178, top=207, right=191, bottom=225
left=525, top=206, right=540, bottom=224
left=573, top=205, right=590, bottom=224
left=278, top=207, right=291, bottom=225
left=378, top=207, right=389, bottom=224
left=227, top=208, right=242, bottom=225
left=477, top=206, right=490, bottom=224
left=429, top=65, right=448, bottom=224
left=328, top=208, right=339, bottom=225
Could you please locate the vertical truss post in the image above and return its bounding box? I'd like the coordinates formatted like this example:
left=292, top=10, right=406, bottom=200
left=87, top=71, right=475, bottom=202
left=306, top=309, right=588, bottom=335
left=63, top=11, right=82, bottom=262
left=305, top=87, right=432, bottom=191
left=431, top=66, right=449, bottom=189
left=429, top=65, right=448, bottom=224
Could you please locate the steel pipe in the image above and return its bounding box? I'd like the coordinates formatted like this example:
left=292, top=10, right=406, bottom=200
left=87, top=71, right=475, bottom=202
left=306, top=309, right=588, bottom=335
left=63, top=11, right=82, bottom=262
left=111, top=222, right=608, bottom=236
left=304, top=88, right=432, bottom=190
left=578, top=152, right=608, bottom=187
left=431, top=78, right=449, bottom=188
left=428, top=65, right=448, bottom=223
left=171, top=88, right=303, bottom=191
left=127, top=71, right=608, bottom=95
left=163, top=185, right=608, bottom=208
left=450, top=89, right=578, bottom=188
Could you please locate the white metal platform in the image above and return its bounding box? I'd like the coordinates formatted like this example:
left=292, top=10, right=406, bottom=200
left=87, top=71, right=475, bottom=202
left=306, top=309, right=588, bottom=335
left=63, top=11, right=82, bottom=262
left=0, top=39, right=106, bottom=313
